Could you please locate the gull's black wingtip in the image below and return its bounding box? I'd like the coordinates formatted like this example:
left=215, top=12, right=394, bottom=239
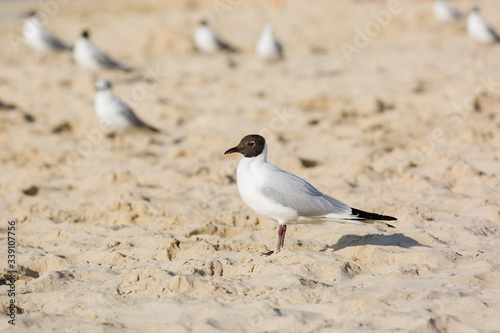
left=351, top=208, right=397, bottom=221
left=145, top=124, right=161, bottom=133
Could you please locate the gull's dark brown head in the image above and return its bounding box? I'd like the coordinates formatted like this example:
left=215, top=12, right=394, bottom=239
left=96, top=78, right=112, bottom=91
left=25, top=10, right=37, bottom=18
left=82, top=30, right=89, bottom=38
left=224, top=134, right=266, bottom=158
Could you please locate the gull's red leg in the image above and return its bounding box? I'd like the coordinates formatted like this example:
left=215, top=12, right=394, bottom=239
left=277, top=224, right=287, bottom=252
left=262, top=224, right=287, bottom=256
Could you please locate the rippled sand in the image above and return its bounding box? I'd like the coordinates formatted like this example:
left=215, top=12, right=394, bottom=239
left=0, top=0, right=499, bottom=331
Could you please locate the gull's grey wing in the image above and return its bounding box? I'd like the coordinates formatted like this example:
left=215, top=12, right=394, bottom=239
left=115, top=100, right=144, bottom=126
left=275, top=41, right=283, bottom=59
left=488, top=26, right=500, bottom=42
left=41, top=30, right=72, bottom=51
left=216, top=38, right=237, bottom=53
left=261, top=167, right=351, bottom=217
left=452, top=9, right=462, bottom=20
left=92, top=46, right=129, bottom=72
left=116, top=100, right=159, bottom=132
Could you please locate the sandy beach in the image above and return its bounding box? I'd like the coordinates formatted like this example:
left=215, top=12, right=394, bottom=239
left=0, top=0, right=499, bottom=331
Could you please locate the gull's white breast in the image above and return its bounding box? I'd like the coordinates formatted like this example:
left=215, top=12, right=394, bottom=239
left=24, top=18, right=50, bottom=52
left=236, top=156, right=298, bottom=224
left=468, top=12, right=497, bottom=43
left=74, top=39, right=101, bottom=71
left=433, top=0, right=459, bottom=22
left=95, top=91, right=131, bottom=131
left=255, top=33, right=281, bottom=61
left=195, top=26, right=219, bottom=53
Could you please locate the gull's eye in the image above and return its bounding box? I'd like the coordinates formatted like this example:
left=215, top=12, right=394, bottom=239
left=248, top=141, right=255, bottom=147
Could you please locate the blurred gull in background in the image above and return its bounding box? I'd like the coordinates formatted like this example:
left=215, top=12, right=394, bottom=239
left=74, top=30, right=130, bottom=78
left=23, top=10, right=72, bottom=59
left=94, top=79, right=160, bottom=135
left=255, top=23, right=283, bottom=61
left=194, top=20, right=237, bottom=53
left=433, top=0, right=462, bottom=22
left=467, top=7, right=500, bottom=44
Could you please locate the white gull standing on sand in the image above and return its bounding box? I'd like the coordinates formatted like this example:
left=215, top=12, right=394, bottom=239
left=74, top=30, right=130, bottom=76
left=194, top=20, right=237, bottom=53
left=255, top=23, right=283, bottom=61
left=94, top=79, right=159, bottom=134
left=23, top=11, right=72, bottom=55
left=225, top=134, right=396, bottom=255
left=467, top=7, right=500, bottom=44
left=433, top=0, right=462, bottom=22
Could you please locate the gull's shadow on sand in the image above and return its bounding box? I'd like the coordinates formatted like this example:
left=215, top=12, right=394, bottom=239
left=325, top=233, right=430, bottom=251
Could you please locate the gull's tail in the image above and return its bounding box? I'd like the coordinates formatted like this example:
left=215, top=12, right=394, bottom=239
left=141, top=122, right=160, bottom=133
left=115, top=62, right=132, bottom=73
left=348, top=208, right=397, bottom=228
left=490, top=27, right=500, bottom=43
left=218, top=39, right=238, bottom=53
left=58, top=42, right=73, bottom=52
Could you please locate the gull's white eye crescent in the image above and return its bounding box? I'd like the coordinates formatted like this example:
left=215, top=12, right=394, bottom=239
left=248, top=141, right=255, bottom=147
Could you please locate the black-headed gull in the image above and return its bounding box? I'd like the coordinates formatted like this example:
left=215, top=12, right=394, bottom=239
left=255, top=23, right=283, bottom=61
left=225, top=134, right=396, bottom=255
left=194, top=20, right=237, bottom=53
left=95, top=79, right=160, bottom=134
left=23, top=11, right=72, bottom=55
left=467, top=7, right=500, bottom=44
left=74, top=30, right=130, bottom=76
left=433, top=0, right=461, bottom=22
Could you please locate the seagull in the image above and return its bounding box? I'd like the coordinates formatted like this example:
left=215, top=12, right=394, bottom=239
left=74, top=30, right=130, bottom=77
left=94, top=79, right=160, bottom=134
left=225, top=134, right=396, bottom=255
left=433, top=0, right=462, bottom=22
left=255, top=23, right=283, bottom=61
left=194, top=20, right=237, bottom=53
left=467, top=7, right=500, bottom=44
left=23, top=11, right=72, bottom=57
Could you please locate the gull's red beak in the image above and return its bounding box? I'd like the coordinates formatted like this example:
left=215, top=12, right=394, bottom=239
left=224, top=146, right=240, bottom=155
